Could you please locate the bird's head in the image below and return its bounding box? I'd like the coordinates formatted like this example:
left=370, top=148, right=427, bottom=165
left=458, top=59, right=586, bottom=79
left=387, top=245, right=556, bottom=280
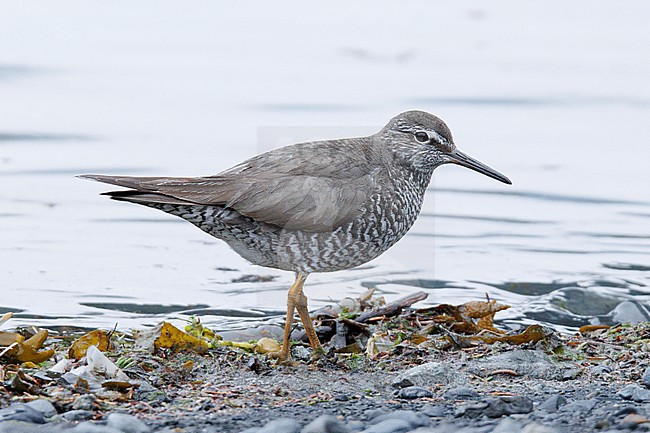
left=378, top=110, right=511, bottom=185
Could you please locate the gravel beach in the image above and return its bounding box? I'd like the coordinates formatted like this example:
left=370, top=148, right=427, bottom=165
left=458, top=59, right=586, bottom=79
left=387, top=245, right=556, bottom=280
left=3, top=322, right=650, bottom=433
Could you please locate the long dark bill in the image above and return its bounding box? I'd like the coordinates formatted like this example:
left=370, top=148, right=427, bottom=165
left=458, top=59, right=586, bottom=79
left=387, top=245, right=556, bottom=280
left=448, top=149, right=512, bottom=185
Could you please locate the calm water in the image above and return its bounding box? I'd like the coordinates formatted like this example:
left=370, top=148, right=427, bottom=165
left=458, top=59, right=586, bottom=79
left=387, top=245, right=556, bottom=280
left=1, top=1, right=649, bottom=335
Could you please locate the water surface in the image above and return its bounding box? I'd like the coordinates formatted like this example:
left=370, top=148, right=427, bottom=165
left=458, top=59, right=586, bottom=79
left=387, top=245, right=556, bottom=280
left=1, top=1, right=649, bottom=335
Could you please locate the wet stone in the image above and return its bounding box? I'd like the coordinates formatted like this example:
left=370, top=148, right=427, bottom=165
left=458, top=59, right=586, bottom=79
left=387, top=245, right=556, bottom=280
left=609, top=301, right=648, bottom=324
left=60, top=410, right=95, bottom=421
left=72, top=422, right=124, bottom=433
left=368, top=410, right=430, bottom=429
left=360, top=418, right=412, bottom=433
left=561, top=399, right=597, bottom=413
left=561, top=367, right=583, bottom=381
left=291, top=346, right=312, bottom=362
left=0, top=403, right=46, bottom=424
left=244, top=418, right=301, bottom=433
left=391, top=362, right=463, bottom=388
left=457, top=396, right=534, bottom=418
left=106, top=413, right=150, bottom=433
left=72, top=394, right=97, bottom=411
left=397, top=386, right=433, bottom=399
left=592, top=364, right=613, bottom=376
left=301, top=414, right=350, bottom=433
left=614, top=406, right=639, bottom=416
left=24, top=399, right=56, bottom=419
left=619, top=385, right=650, bottom=402
left=491, top=417, right=524, bottom=433
left=364, top=409, right=388, bottom=420
left=345, top=420, right=366, bottom=432
left=467, top=350, right=561, bottom=380
left=420, top=404, right=446, bottom=417
left=643, top=366, right=650, bottom=388
left=444, top=387, right=480, bottom=400
left=0, top=421, right=50, bottom=433
left=538, top=394, right=568, bottom=412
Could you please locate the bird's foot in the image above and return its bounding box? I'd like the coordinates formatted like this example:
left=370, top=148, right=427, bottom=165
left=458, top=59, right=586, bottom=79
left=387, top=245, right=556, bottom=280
left=268, top=350, right=298, bottom=366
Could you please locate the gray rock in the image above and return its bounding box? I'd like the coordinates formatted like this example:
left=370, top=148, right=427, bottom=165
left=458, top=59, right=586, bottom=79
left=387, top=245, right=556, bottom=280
left=492, top=418, right=524, bottom=433
left=255, top=418, right=301, bottom=433
left=538, top=394, right=568, bottom=412
left=397, top=386, right=433, bottom=399
left=302, top=415, right=349, bottom=433
left=72, top=394, right=97, bottom=411
left=521, top=423, right=559, bottom=433
left=0, top=421, right=50, bottom=433
left=360, top=419, right=412, bottom=433
left=364, top=409, right=388, bottom=420
left=391, top=362, right=464, bottom=388
left=407, top=424, right=476, bottom=433
left=369, top=410, right=430, bottom=428
left=619, top=385, right=650, bottom=402
left=457, top=396, right=534, bottom=418
left=24, top=400, right=56, bottom=418
left=592, top=364, right=613, bottom=376
left=0, top=404, right=46, bottom=424
left=420, top=404, right=445, bottom=417
left=609, top=301, right=649, bottom=324
left=72, top=422, right=123, bottom=433
left=561, top=367, right=583, bottom=380
left=643, top=366, right=650, bottom=388
left=106, top=413, right=150, bottom=433
left=466, top=350, right=563, bottom=380
left=61, top=410, right=95, bottom=421
left=561, top=399, right=597, bottom=413
left=291, top=346, right=312, bottom=362
left=345, top=420, right=366, bottom=432
left=444, top=387, right=480, bottom=400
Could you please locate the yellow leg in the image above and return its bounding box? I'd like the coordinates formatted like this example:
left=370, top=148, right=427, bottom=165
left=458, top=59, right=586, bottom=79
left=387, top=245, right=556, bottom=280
left=295, top=291, right=323, bottom=355
left=279, top=272, right=322, bottom=362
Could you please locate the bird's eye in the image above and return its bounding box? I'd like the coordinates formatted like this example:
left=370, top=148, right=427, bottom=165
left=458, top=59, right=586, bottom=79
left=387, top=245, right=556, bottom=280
left=414, top=131, right=430, bottom=143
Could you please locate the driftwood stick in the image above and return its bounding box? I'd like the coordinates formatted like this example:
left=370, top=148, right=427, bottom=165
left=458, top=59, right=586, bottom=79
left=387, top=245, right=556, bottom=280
left=355, top=291, right=428, bottom=323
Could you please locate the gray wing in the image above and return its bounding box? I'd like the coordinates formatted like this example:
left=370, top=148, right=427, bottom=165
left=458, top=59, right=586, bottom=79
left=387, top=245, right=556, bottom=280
left=80, top=138, right=387, bottom=232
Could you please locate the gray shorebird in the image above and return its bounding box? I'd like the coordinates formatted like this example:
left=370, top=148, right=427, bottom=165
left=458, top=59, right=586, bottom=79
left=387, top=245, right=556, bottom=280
left=80, top=110, right=511, bottom=362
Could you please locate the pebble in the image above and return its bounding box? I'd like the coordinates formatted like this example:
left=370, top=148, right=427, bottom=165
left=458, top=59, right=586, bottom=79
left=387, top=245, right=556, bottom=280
left=369, top=410, right=430, bottom=429
left=538, top=394, right=568, bottom=412
left=643, top=366, right=650, bottom=388
left=360, top=418, right=412, bottom=433
left=24, top=400, right=56, bottom=419
left=443, top=387, right=480, bottom=400
left=106, top=413, right=150, bottom=433
left=491, top=417, right=523, bottom=433
left=0, top=404, right=46, bottom=424
left=242, top=418, right=301, bottom=433
left=346, top=420, right=366, bottom=432
left=561, top=399, right=597, bottom=413
left=420, top=404, right=445, bottom=417
left=609, top=301, right=648, bottom=324
left=397, top=386, right=433, bottom=399
left=364, top=409, right=388, bottom=420
left=457, top=396, right=534, bottom=418
left=60, top=410, right=95, bottom=421
left=391, top=362, right=463, bottom=388
left=301, top=414, right=349, bottom=433
left=72, top=423, right=124, bottom=433
left=618, top=385, right=650, bottom=402
left=467, top=350, right=561, bottom=380
left=72, top=394, right=97, bottom=411
left=521, top=422, right=559, bottom=433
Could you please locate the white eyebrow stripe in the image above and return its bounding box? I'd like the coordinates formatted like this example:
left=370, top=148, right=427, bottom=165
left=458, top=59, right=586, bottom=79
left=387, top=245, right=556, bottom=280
left=428, top=130, right=447, bottom=145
